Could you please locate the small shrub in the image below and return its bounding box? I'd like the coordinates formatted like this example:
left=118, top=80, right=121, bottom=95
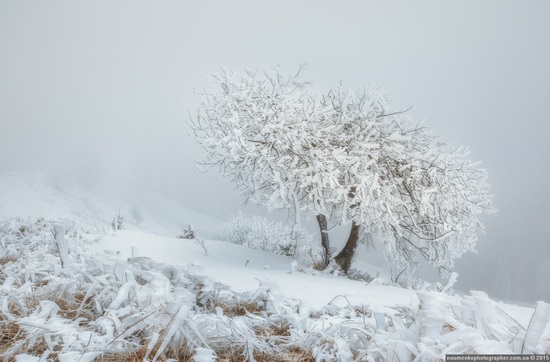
left=111, top=214, right=124, bottom=231
left=179, top=224, right=196, bottom=239
left=215, top=212, right=319, bottom=263
left=312, top=259, right=328, bottom=271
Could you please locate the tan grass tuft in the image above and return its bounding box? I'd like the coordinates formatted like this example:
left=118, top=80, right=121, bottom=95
left=0, top=254, right=18, bottom=266
left=218, top=301, right=264, bottom=317
left=0, top=319, right=24, bottom=355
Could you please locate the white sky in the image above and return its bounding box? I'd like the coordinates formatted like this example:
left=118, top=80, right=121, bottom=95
left=1, top=1, right=549, bottom=303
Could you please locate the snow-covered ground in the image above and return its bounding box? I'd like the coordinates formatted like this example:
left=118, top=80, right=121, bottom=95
left=0, top=172, right=224, bottom=236
left=94, top=229, right=542, bottom=326
left=1, top=172, right=549, bottom=361
left=95, top=230, right=422, bottom=313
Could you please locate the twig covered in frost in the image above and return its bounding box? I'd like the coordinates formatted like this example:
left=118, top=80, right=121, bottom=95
left=521, top=301, right=550, bottom=354
left=440, top=271, right=458, bottom=294
left=195, top=239, right=208, bottom=256
left=53, top=224, right=70, bottom=269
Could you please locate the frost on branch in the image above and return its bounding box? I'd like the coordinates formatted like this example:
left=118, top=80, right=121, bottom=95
left=191, top=66, right=495, bottom=277
left=53, top=223, right=71, bottom=269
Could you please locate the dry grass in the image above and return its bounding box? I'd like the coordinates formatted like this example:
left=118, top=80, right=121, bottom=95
left=216, top=347, right=315, bottom=362
left=311, top=259, right=328, bottom=271
left=217, top=300, right=264, bottom=317
left=353, top=305, right=370, bottom=317
left=286, top=347, right=315, bottom=362
left=163, top=345, right=194, bottom=362
left=0, top=255, right=18, bottom=266
left=6, top=299, right=26, bottom=319
left=0, top=319, right=49, bottom=361
left=98, top=335, right=194, bottom=362
left=99, top=345, right=193, bottom=362
left=0, top=319, right=24, bottom=355
left=443, top=322, right=457, bottom=332
left=99, top=350, right=151, bottom=362
left=56, top=292, right=98, bottom=320
left=268, top=322, right=291, bottom=337
left=254, top=321, right=291, bottom=338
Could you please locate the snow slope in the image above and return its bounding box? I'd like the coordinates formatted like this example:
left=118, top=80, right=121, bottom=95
left=0, top=172, right=224, bottom=236
left=0, top=171, right=543, bottom=324
left=93, top=231, right=421, bottom=313
left=1, top=172, right=549, bottom=360
left=2, top=219, right=548, bottom=361
left=93, top=230, right=538, bottom=326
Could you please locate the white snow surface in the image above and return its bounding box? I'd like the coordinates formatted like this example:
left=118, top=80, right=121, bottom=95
left=93, top=230, right=541, bottom=326
left=94, top=230, right=421, bottom=314
left=1, top=172, right=549, bottom=361
left=0, top=172, right=224, bottom=236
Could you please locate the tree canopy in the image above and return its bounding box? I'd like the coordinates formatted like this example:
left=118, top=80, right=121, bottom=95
left=191, top=67, right=495, bottom=278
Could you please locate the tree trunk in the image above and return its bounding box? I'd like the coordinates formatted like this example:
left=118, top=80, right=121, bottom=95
left=334, top=221, right=360, bottom=274
left=292, top=191, right=301, bottom=256
left=316, top=214, right=331, bottom=269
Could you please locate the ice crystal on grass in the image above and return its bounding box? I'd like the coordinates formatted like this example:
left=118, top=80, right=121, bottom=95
left=0, top=217, right=548, bottom=361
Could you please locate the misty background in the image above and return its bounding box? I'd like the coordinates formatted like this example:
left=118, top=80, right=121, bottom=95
left=1, top=1, right=549, bottom=304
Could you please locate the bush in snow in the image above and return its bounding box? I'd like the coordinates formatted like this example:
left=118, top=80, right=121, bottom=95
left=111, top=214, right=124, bottom=231
left=215, top=212, right=319, bottom=263
left=178, top=224, right=196, bottom=239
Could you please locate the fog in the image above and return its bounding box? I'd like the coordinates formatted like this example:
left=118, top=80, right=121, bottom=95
left=1, top=1, right=549, bottom=304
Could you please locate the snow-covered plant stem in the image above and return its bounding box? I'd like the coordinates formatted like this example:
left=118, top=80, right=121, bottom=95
left=291, top=191, right=302, bottom=255
left=53, top=223, right=70, bottom=268
left=521, top=301, right=550, bottom=354
left=196, top=239, right=208, bottom=256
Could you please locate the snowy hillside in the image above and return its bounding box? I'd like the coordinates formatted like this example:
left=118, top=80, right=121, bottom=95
left=93, top=230, right=544, bottom=322
left=1, top=173, right=549, bottom=361
left=0, top=172, right=224, bottom=237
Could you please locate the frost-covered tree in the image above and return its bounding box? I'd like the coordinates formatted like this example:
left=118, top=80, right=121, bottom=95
left=315, top=87, right=496, bottom=275
left=190, top=66, right=495, bottom=276
left=190, top=67, right=333, bottom=264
